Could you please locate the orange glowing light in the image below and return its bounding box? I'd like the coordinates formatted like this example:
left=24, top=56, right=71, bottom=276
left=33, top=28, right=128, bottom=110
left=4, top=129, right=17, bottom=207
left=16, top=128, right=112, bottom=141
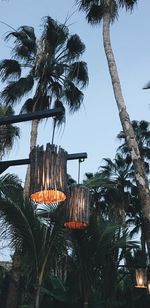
left=147, top=281, right=150, bottom=294
left=31, top=189, right=66, bottom=204
left=64, top=221, right=89, bottom=229
left=135, top=269, right=147, bottom=288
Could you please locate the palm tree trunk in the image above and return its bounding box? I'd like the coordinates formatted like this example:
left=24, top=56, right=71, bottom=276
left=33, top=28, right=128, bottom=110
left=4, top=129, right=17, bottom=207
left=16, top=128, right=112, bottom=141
left=102, top=12, right=150, bottom=256
left=35, top=285, right=41, bottom=308
left=141, top=218, right=146, bottom=254
left=24, top=119, right=38, bottom=198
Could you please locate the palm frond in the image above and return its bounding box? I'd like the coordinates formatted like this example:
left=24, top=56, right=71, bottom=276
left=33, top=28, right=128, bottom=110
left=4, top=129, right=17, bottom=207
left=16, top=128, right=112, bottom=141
left=50, top=82, right=62, bottom=98
left=67, top=61, right=89, bottom=88
left=5, top=26, right=36, bottom=61
left=0, top=124, right=20, bottom=157
left=118, top=0, right=138, bottom=11
left=53, top=99, right=65, bottom=126
left=19, top=26, right=36, bottom=42
left=86, top=3, right=105, bottom=24
left=0, top=198, right=39, bottom=271
left=66, top=34, right=85, bottom=59
left=64, top=81, right=84, bottom=112
left=0, top=104, right=14, bottom=116
left=20, top=98, right=34, bottom=113
left=42, top=16, right=69, bottom=48
left=0, top=59, right=21, bottom=82
left=1, top=75, right=34, bottom=105
left=0, top=104, right=20, bottom=157
left=84, top=172, right=114, bottom=189
left=0, top=173, right=22, bottom=199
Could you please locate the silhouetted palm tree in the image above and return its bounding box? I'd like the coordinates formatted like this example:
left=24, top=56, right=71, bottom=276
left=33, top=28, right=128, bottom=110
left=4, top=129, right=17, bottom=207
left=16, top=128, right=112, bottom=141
left=117, top=120, right=150, bottom=164
left=76, top=0, right=150, bottom=255
left=0, top=16, right=88, bottom=196
left=0, top=185, right=66, bottom=308
left=69, top=213, right=138, bottom=308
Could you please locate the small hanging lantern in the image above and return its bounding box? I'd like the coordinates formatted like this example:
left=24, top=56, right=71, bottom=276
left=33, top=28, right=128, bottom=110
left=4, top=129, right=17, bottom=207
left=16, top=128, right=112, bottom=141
left=30, top=143, right=68, bottom=204
left=135, top=268, right=147, bottom=288
left=64, top=184, right=89, bottom=229
left=147, top=281, right=150, bottom=294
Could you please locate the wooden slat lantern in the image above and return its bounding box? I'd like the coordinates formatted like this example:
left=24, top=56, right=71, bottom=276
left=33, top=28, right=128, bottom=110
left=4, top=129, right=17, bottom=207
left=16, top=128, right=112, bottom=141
left=64, top=184, right=89, bottom=229
left=135, top=268, right=147, bottom=288
left=30, top=143, right=68, bottom=204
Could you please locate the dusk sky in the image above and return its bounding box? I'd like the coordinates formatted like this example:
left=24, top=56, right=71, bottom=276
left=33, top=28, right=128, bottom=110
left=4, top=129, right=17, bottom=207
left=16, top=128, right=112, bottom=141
left=0, top=0, right=150, bottom=186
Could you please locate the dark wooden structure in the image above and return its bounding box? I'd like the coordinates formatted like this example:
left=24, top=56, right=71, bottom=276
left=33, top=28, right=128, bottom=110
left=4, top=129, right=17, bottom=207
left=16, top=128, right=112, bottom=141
left=30, top=143, right=68, bottom=204
left=0, top=153, right=87, bottom=174
left=0, top=107, right=63, bottom=125
left=64, top=184, right=89, bottom=229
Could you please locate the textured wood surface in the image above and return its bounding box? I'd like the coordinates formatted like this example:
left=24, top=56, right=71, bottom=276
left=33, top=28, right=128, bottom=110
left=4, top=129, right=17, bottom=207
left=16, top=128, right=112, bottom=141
left=30, top=143, right=68, bottom=203
left=64, top=184, right=89, bottom=229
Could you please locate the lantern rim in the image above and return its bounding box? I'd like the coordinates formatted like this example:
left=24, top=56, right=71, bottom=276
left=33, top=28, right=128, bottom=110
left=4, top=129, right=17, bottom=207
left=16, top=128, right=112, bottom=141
left=31, top=189, right=66, bottom=204
left=64, top=221, right=89, bottom=229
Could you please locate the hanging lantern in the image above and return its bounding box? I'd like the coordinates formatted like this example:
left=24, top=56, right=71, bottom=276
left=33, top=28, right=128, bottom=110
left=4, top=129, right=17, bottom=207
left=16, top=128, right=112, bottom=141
left=135, top=268, right=147, bottom=288
left=64, top=184, right=89, bottom=229
left=147, top=281, right=150, bottom=294
left=30, top=143, right=68, bottom=204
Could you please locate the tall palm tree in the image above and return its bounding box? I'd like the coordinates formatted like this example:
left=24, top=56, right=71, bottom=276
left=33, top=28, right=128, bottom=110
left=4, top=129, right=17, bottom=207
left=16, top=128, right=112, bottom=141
left=76, top=0, right=150, bottom=256
left=0, top=16, right=88, bottom=196
left=0, top=104, right=20, bottom=159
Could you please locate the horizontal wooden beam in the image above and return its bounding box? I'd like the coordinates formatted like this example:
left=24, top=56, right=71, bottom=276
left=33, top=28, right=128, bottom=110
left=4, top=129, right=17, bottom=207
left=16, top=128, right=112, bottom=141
left=67, top=153, right=87, bottom=161
left=0, top=152, right=87, bottom=174
left=0, top=107, right=64, bottom=125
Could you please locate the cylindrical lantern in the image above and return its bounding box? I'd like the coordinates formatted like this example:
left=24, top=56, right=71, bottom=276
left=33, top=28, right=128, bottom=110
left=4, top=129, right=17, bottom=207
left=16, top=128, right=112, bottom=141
left=147, top=281, right=150, bottom=294
left=30, top=143, right=68, bottom=204
left=135, top=268, right=147, bottom=288
left=64, top=184, right=89, bottom=229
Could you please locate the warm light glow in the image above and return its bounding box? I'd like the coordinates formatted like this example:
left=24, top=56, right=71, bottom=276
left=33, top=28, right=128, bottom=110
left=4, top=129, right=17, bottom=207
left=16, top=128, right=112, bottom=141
left=64, top=221, right=89, bottom=229
left=135, top=269, right=147, bottom=288
left=31, top=189, right=66, bottom=204
left=64, top=184, right=89, bottom=229
left=147, top=281, right=150, bottom=294
left=30, top=144, right=68, bottom=205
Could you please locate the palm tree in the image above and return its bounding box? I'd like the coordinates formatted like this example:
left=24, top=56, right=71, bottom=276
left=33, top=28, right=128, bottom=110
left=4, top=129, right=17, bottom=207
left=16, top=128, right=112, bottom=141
left=117, top=120, right=150, bottom=167
left=0, top=16, right=88, bottom=196
left=0, top=104, right=20, bottom=159
left=100, top=154, right=134, bottom=221
left=84, top=154, right=134, bottom=222
left=117, top=120, right=150, bottom=252
left=0, top=184, right=66, bottom=308
left=68, top=212, right=138, bottom=308
left=76, top=0, right=150, bottom=256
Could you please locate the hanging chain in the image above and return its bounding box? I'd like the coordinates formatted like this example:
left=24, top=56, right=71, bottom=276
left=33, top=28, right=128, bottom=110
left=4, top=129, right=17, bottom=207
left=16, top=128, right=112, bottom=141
left=78, top=158, right=85, bottom=184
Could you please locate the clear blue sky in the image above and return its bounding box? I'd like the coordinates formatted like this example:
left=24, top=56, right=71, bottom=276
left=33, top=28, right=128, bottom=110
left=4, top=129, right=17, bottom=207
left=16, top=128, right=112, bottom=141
left=0, top=0, right=150, bottom=183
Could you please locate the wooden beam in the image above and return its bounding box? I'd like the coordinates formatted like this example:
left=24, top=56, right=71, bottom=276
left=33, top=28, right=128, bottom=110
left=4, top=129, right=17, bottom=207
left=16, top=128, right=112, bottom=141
left=0, top=107, right=64, bottom=125
left=0, top=152, right=88, bottom=174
